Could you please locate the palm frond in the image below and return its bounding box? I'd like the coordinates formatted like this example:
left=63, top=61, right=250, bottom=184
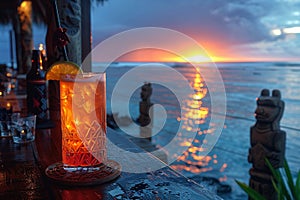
left=235, top=180, right=266, bottom=200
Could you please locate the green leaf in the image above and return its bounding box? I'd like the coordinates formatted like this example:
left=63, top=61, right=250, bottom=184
left=265, top=159, right=280, bottom=178
left=238, top=158, right=299, bottom=200
left=271, top=178, right=280, bottom=194
left=265, top=159, right=292, bottom=200
left=282, top=181, right=293, bottom=200
left=284, top=159, right=296, bottom=198
left=278, top=178, right=287, bottom=200
left=296, top=171, right=300, bottom=200
left=235, top=180, right=266, bottom=200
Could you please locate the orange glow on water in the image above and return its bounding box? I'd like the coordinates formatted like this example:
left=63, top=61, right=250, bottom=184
left=180, top=141, right=193, bottom=147
left=219, top=176, right=228, bottom=182
left=171, top=165, right=213, bottom=174
left=171, top=68, right=228, bottom=178
left=220, top=163, right=228, bottom=172
left=174, top=71, right=212, bottom=172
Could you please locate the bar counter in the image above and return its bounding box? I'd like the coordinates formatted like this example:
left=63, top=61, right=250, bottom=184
left=0, top=127, right=221, bottom=199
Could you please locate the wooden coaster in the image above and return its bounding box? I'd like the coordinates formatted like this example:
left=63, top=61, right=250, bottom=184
left=45, top=160, right=121, bottom=186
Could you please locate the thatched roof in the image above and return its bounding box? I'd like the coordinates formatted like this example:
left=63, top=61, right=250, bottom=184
left=0, top=0, right=107, bottom=26
left=0, top=1, right=19, bottom=25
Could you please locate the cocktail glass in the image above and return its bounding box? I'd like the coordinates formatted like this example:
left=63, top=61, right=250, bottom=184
left=60, top=73, right=106, bottom=167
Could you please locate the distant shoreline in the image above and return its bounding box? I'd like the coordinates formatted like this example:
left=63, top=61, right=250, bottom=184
left=92, top=61, right=300, bottom=70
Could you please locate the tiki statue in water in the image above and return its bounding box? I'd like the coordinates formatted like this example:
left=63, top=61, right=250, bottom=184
left=248, top=89, right=286, bottom=200
left=139, top=83, right=153, bottom=126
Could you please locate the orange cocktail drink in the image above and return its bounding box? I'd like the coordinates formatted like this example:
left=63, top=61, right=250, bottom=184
left=60, top=73, right=106, bottom=167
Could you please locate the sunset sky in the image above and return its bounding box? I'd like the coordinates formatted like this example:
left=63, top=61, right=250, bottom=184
left=91, top=0, right=300, bottom=62
left=0, top=0, right=299, bottom=64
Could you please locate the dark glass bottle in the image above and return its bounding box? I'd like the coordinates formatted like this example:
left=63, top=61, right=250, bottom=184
left=26, top=50, right=48, bottom=122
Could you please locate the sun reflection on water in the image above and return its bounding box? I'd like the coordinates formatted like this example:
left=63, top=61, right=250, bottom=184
left=170, top=70, right=227, bottom=180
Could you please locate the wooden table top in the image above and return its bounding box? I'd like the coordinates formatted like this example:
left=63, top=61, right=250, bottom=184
left=0, top=127, right=221, bottom=200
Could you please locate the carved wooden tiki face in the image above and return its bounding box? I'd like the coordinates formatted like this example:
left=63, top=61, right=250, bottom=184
left=254, top=89, right=284, bottom=124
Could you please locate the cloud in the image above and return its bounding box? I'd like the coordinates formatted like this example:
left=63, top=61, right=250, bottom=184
left=91, top=0, right=300, bottom=60
left=230, top=34, right=300, bottom=59
left=92, top=0, right=273, bottom=44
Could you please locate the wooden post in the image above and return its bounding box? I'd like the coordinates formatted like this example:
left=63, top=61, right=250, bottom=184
left=81, top=0, right=91, bottom=72
left=248, top=89, right=286, bottom=200
left=9, top=30, right=14, bottom=68
left=13, top=15, right=22, bottom=73
left=17, top=1, right=33, bottom=74
left=46, top=0, right=81, bottom=66
left=58, top=0, right=81, bottom=65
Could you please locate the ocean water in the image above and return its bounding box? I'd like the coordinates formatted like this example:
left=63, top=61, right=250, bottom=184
left=94, top=62, right=300, bottom=200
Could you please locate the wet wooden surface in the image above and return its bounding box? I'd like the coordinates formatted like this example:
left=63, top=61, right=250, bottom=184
left=0, top=128, right=221, bottom=200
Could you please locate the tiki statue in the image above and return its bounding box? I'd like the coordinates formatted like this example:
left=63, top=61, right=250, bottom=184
left=248, top=89, right=286, bottom=200
left=138, top=83, right=153, bottom=140
left=138, top=83, right=153, bottom=126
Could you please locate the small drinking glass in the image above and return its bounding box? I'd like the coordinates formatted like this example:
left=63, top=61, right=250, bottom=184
left=0, top=121, right=11, bottom=137
left=12, top=115, right=36, bottom=144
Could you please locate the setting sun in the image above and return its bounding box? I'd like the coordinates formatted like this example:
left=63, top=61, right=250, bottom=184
left=185, top=55, right=212, bottom=63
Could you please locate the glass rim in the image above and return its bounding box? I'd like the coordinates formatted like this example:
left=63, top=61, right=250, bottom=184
left=60, top=72, right=106, bottom=82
